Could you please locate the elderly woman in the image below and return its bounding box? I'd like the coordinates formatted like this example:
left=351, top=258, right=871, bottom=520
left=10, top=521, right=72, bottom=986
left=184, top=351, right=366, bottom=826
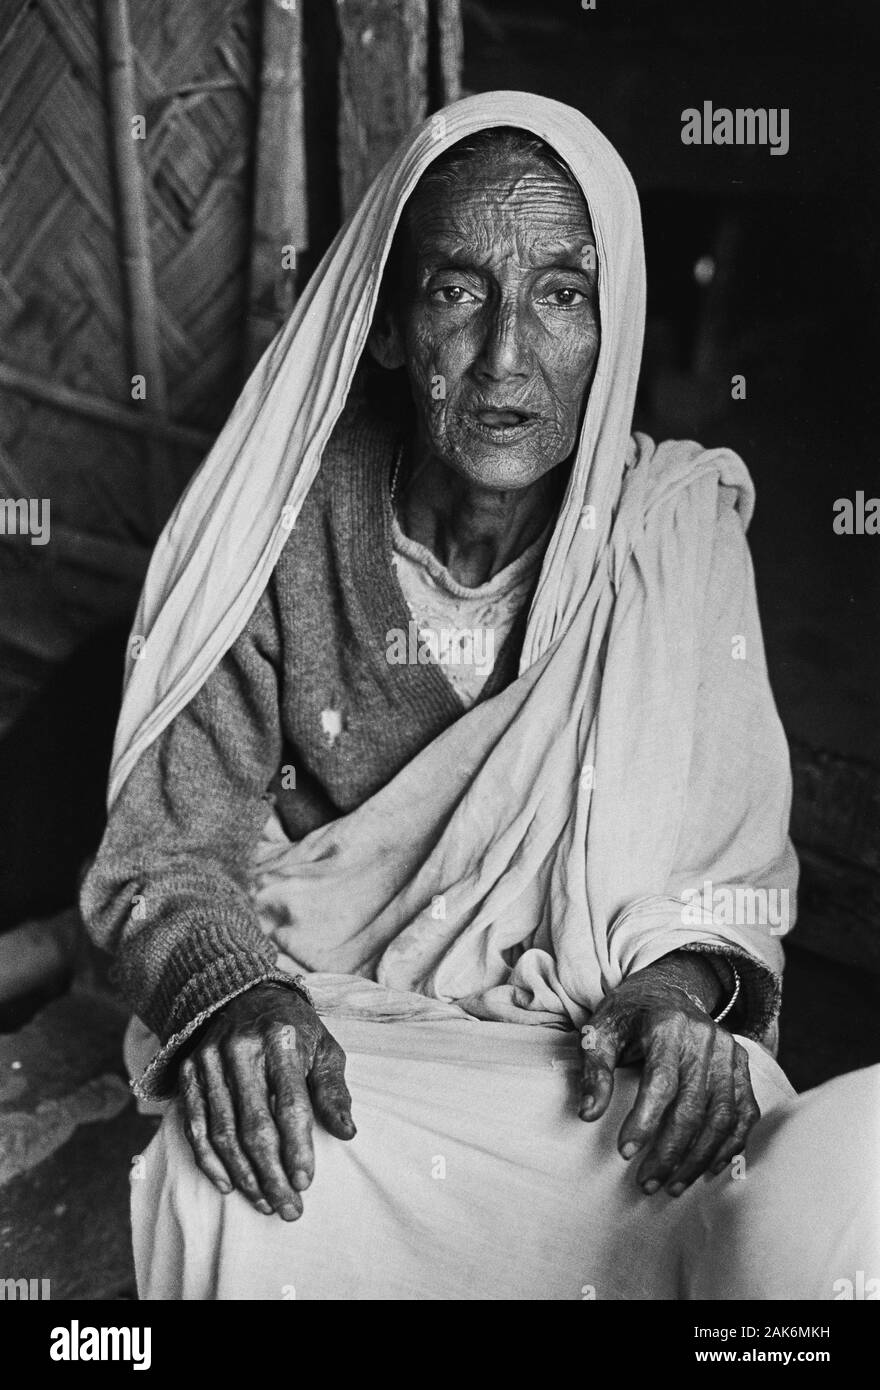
left=82, top=93, right=877, bottom=1300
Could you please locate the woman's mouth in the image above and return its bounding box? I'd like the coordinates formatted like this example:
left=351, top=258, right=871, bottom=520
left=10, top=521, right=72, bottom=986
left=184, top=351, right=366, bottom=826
left=467, top=409, right=540, bottom=444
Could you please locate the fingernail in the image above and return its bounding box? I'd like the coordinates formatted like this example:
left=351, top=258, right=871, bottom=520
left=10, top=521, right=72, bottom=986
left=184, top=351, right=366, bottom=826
left=293, top=1169, right=310, bottom=1190
left=216, top=1181, right=231, bottom=1195
left=256, top=1199, right=272, bottom=1214
left=642, top=1179, right=660, bottom=1194
left=621, top=1141, right=639, bottom=1160
left=668, top=1182, right=685, bottom=1198
left=279, top=1203, right=300, bottom=1222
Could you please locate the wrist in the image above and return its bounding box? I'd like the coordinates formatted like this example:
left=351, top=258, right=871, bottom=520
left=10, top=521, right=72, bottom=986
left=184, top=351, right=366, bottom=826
left=253, top=976, right=315, bottom=1009
left=641, top=951, right=724, bottom=1015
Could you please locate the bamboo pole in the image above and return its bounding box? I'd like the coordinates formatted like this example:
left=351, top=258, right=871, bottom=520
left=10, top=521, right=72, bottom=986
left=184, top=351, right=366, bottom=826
left=435, top=0, right=463, bottom=104
left=0, top=363, right=212, bottom=451
left=337, top=0, right=430, bottom=216
left=100, top=0, right=168, bottom=415
left=100, top=0, right=180, bottom=533
left=245, top=0, right=308, bottom=372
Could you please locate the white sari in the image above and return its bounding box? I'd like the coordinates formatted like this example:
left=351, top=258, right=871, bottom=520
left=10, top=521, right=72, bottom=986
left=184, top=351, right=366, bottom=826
left=112, top=91, right=878, bottom=1298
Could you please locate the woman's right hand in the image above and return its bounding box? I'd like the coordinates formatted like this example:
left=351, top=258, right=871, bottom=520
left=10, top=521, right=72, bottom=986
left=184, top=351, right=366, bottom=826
left=178, top=982, right=356, bottom=1220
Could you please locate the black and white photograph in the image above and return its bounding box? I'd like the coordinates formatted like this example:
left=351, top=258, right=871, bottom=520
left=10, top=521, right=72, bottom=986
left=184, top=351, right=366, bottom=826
left=0, top=0, right=878, bottom=1341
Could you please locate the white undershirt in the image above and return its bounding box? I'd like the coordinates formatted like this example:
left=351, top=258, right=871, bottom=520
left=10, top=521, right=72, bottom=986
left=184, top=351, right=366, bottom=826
left=390, top=513, right=549, bottom=708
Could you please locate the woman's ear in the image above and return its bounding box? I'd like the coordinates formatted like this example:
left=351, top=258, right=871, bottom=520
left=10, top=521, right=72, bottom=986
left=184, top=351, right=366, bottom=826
left=367, top=301, right=406, bottom=371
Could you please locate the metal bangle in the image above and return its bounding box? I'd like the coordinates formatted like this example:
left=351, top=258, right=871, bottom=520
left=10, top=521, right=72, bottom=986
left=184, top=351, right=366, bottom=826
left=712, top=962, right=741, bottom=1024
left=669, top=961, right=740, bottom=1023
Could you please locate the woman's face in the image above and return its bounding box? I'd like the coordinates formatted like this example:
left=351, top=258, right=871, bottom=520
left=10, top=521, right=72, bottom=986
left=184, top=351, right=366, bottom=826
left=391, top=144, right=600, bottom=491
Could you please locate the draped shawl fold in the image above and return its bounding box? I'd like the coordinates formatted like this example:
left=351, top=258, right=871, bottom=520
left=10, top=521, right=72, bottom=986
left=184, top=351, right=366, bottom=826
left=108, top=92, right=796, bottom=1039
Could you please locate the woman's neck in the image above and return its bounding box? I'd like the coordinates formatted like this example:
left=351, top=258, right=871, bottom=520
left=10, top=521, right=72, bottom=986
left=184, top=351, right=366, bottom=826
left=394, top=447, right=561, bottom=587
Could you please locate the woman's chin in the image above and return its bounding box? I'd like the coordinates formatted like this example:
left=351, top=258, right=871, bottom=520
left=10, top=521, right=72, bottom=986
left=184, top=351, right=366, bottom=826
left=440, top=431, right=564, bottom=491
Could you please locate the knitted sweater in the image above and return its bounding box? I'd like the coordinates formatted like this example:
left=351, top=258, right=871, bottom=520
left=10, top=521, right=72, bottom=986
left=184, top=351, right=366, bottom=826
left=81, top=403, right=770, bottom=1072
left=80, top=405, right=532, bottom=1053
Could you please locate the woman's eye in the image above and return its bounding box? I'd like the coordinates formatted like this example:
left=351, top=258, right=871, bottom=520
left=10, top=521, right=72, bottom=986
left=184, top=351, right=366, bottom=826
left=541, top=287, right=588, bottom=308
left=431, top=285, right=477, bottom=305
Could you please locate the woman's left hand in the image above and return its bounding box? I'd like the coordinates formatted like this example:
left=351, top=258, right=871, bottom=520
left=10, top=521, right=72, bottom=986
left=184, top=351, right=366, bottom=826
left=578, top=972, right=759, bottom=1197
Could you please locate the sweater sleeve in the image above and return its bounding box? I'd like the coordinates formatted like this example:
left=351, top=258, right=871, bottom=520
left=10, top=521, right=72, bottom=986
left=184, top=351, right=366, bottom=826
left=80, top=580, right=298, bottom=1096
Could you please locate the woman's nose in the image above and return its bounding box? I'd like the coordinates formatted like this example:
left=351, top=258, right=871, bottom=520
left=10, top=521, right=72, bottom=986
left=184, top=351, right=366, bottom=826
left=475, top=301, right=530, bottom=383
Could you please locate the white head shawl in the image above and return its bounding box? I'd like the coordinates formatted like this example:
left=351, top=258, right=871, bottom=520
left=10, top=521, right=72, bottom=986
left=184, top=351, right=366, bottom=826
left=108, top=93, right=795, bottom=1040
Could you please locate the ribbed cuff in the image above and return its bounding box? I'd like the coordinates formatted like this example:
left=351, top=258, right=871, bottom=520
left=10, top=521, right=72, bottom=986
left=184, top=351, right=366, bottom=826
left=133, top=965, right=308, bottom=1102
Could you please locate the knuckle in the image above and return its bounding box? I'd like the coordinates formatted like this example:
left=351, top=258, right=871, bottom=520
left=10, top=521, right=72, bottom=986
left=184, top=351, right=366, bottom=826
left=289, top=1098, right=314, bottom=1126
left=314, top=1063, right=349, bottom=1098
left=653, top=1136, right=683, bottom=1165
left=181, top=1091, right=199, bottom=1126
left=184, top=1118, right=207, bottom=1148
left=241, top=1119, right=275, bottom=1150
left=676, top=1096, right=707, bottom=1128
left=711, top=1101, right=737, bottom=1129
left=645, top=1060, right=679, bottom=1091
left=663, top=1119, right=700, bottom=1154
left=278, top=1095, right=313, bottom=1132
left=223, top=1160, right=258, bottom=1191
left=229, top=1041, right=261, bottom=1069
left=272, top=1047, right=304, bottom=1083
left=274, top=1080, right=306, bottom=1113
left=208, top=1121, right=237, bottom=1152
left=198, top=1040, right=222, bottom=1067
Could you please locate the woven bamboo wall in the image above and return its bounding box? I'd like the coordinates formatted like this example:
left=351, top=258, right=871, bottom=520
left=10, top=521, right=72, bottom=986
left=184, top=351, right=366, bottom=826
left=0, top=0, right=461, bottom=931
left=0, top=0, right=462, bottom=741
left=0, top=0, right=259, bottom=735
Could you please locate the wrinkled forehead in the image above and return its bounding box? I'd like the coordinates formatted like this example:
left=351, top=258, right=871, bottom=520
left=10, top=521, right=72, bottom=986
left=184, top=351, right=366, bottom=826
left=393, top=127, right=595, bottom=276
